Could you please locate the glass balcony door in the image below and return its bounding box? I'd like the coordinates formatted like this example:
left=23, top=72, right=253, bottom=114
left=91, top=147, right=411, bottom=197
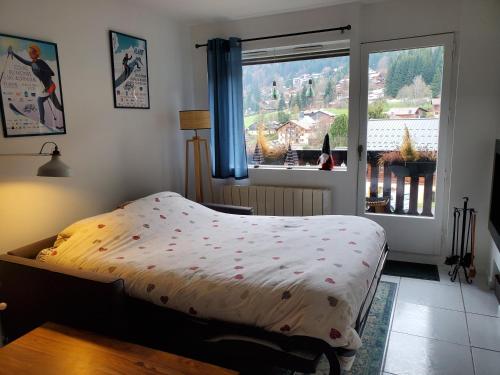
left=357, top=34, right=454, bottom=255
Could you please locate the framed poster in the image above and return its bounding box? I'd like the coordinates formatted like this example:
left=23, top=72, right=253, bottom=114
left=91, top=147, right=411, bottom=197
left=109, top=31, right=150, bottom=109
left=0, top=33, right=66, bottom=137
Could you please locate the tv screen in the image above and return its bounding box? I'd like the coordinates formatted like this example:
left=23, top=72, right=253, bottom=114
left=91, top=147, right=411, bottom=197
left=490, top=140, right=500, bottom=250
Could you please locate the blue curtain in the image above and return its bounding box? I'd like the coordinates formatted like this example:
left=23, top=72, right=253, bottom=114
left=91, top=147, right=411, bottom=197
left=207, top=38, right=248, bottom=179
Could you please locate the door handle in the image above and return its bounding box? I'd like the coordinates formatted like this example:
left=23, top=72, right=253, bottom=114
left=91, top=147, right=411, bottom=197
left=357, top=144, right=364, bottom=161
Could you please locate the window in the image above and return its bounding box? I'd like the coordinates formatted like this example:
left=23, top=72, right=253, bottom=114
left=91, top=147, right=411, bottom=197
left=243, top=46, right=350, bottom=169
left=364, top=46, right=444, bottom=216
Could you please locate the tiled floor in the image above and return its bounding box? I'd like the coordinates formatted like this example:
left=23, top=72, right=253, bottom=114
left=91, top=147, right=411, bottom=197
left=380, top=267, right=500, bottom=375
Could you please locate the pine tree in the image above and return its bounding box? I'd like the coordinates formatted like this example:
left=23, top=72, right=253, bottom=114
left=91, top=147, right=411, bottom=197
left=384, top=48, right=443, bottom=98
left=278, top=96, right=286, bottom=111
left=299, top=85, right=308, bottom=110
left=323, top=79, right=334, bottom=105
left=284, top=144, right=298, bottom=168
left=431, top=69, right=442, bottom=98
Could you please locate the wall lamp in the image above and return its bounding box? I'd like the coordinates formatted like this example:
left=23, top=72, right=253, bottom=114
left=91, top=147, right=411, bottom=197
left=0, top=142, right=71, bottom=177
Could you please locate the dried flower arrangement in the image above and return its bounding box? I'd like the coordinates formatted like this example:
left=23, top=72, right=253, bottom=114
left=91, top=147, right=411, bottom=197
left=378, top=126, right=438, bottom=166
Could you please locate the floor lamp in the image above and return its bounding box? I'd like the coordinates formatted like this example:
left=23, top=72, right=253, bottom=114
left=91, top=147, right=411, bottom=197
left=179, top=110, right=213, bottom=203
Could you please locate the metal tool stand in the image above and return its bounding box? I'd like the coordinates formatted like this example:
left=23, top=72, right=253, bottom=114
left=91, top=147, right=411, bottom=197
left=449, top=197, right=475, bottom=283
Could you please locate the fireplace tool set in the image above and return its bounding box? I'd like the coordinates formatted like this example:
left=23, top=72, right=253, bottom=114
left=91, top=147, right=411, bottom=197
left=445, top=197, right=477, bottom=283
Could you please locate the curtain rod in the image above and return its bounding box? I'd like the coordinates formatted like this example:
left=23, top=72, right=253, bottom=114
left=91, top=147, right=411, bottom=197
left=194, top=24, right=351, bottom=49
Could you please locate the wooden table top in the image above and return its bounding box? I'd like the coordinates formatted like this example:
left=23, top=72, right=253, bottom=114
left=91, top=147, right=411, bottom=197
left=0, top=323, right=238, bottom=375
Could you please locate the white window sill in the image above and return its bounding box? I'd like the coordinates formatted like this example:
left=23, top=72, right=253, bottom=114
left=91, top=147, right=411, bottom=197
left=248, top=165, right=347, bottom=172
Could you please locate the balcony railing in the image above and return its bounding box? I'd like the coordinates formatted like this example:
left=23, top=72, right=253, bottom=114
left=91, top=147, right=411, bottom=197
left=366, top=151, right=436, bottom=217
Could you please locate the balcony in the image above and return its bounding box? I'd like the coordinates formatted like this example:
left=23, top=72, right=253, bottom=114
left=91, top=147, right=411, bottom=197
left=366, top=151, right=436, bottom=217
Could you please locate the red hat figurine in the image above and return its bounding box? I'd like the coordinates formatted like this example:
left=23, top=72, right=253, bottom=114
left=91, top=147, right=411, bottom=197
left=318, top=134, right=334, bottom=170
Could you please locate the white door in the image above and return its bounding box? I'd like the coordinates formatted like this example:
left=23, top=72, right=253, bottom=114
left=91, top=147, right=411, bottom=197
left=357, top=34, right=454, bottom=255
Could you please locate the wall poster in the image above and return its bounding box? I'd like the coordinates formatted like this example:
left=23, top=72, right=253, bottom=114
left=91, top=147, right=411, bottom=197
left=110, top=30, right=150, bottom=109
left=0, top=33, right=66, bottom=137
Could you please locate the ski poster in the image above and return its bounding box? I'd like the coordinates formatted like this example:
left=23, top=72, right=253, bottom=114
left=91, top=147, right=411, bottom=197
left=0, top=33, right=66, bottom=137
left=110, top=31, right=150, bottom=109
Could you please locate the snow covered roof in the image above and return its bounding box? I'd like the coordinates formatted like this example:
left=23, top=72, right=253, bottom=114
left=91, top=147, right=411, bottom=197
left=367, top=118, right=439, bottom=151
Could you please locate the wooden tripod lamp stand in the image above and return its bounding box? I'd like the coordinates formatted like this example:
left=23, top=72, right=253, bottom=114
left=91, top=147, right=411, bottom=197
left=179, top=110, right=214, bottom=203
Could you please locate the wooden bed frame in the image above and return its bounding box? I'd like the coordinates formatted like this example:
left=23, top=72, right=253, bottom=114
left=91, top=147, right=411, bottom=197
left=0, top=205, right=388, bottom=375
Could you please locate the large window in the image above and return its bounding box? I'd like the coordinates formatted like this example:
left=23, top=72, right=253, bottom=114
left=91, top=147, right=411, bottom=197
left=243, top=50, right=350, bottom=168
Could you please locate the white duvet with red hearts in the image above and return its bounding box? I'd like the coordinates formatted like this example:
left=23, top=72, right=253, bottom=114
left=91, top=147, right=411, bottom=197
left=38, top=192, right=386, bottom=368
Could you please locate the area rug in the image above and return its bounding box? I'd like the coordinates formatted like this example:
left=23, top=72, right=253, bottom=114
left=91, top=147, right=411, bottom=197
left=383, top=260, right=440, bottom=281
left=274, top=281, right=397, bottom=375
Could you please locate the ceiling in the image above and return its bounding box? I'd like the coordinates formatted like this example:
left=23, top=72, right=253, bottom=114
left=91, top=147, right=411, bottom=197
left=131, top=0, right=369, bottom=24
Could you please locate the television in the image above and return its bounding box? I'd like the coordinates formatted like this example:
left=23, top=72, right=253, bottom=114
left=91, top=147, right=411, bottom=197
left=490, top=140, right=500, bottom=250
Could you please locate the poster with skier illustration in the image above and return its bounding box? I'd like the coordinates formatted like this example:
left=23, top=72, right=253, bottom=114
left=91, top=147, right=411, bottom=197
left=0, top=33, right=66, bottom=137
left=110, top=31, right=149, bottom=109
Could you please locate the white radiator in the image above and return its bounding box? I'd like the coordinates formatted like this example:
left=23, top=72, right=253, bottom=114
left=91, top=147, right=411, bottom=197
left=215, top=185, right=332, bottom=216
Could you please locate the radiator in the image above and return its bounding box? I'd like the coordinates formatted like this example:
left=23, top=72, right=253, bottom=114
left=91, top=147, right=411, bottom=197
left=215, top=185, right=332, bottom=216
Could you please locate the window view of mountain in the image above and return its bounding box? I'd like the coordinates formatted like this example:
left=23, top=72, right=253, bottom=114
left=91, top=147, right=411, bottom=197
left=243, top=46, right=443, bottom=167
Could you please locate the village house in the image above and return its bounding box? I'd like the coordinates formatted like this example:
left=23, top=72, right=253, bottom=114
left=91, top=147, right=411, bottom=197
left=292, top=73, right=322, bottom=89
left=267, top=121, right=280, bottom=135
left=246, top=121, right=280, bottom=137
left=335, top=77, right=350, bottom=101
left=276, top=116, right=317, bottom=145
left=431, top=98, right=441, bottom=117
left=386, top=107, right=428, bottom=119
left=303, top=109, right=335, bottom=127
left=246, top=122, right=259, bottom=136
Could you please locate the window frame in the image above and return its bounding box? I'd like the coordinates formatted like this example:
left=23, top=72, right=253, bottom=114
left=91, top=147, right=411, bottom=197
left=242, top=47, right=351, bottom=170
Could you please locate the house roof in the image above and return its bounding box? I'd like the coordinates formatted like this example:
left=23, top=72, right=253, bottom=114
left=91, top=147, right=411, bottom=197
left=247, top=122, right=258, bottom=131
left=386, top=107, right=428, bottom=116
left=303, top=109, right=334, bottom=118
left=268, top=121, right=281, bottom=130
left=291, top=116, right=316, bottom=130
left=277, top=115, right=317, bottom=131
left=367, top=118, right=439, bottom=151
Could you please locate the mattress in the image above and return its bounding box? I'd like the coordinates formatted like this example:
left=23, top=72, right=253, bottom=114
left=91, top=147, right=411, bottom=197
left=38, top=192, right=386, bottom=356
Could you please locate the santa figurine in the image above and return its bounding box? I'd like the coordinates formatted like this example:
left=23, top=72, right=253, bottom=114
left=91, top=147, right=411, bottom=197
left=317, top=134, right=334, bottom=170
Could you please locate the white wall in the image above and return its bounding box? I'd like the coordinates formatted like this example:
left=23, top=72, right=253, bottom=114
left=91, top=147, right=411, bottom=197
left=190, top=0, right=500, bottom=274
left=0, top=0, right=192, bottom=251
left=448, top=0, right=500, bottom=277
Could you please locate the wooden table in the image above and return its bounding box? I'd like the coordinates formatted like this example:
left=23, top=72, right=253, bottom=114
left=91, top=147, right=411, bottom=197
left=0, top=323, right=238, bottom=375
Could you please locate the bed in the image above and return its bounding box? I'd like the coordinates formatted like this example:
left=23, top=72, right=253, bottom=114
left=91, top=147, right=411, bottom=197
left=0, top=192, right=388, bottom=375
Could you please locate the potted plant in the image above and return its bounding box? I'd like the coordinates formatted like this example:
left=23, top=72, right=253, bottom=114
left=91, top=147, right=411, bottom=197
left=378, top=127, right=437, bottom=177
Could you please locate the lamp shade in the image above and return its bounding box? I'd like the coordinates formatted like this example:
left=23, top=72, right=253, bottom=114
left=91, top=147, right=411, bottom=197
left=37, top=153, right=71, bottom=177
left=179, top=110, right=211, bottom=130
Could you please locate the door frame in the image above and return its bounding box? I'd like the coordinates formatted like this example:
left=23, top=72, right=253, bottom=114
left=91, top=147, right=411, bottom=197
left=356, top=33, right=455, bottom=256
